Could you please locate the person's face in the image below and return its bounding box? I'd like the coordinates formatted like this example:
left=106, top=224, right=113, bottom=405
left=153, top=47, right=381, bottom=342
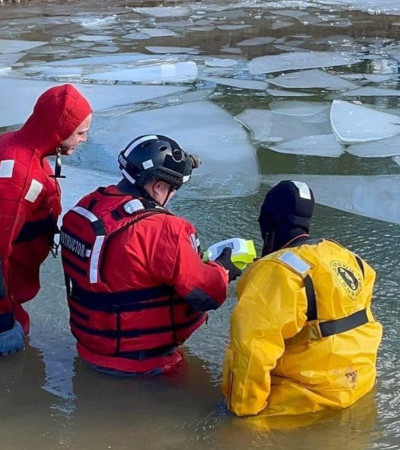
left=60, top=113, right=92, bottom=155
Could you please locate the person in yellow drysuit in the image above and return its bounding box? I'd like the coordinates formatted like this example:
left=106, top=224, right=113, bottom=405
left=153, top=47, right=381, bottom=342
left=222, top=180, right=382, bottom=418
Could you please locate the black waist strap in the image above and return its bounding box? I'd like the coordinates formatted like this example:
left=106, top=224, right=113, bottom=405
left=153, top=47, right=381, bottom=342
left=70, top=283, right=175, bottom=312
left=319, top=308, right=369, bottom=337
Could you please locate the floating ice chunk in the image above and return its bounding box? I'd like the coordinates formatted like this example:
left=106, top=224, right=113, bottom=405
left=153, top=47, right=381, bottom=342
left=0, top=79, right=189, bottom=127
left=86, top=61, right=198, bottom=84
left=345, top=136, right=400, bottom=158
left=122, top=32, right=150, bottom=40
left=267, top=88, right=314, bottom=97
left=269, top=134, right=344, bottom=157
left=40, top=53, right=156, bottom=67
left=271, top=20, right=293, bottom=30
left=262, top=173, right=400, bottom=225
left=217, top=25, right=252, bottom=31
left=0, top=39, right=46, bottom=54
left=59, top=165, right=116, bottom=216
left=330, top=100, right=400, bottom=144
left=220, top=46, right=242, bottom=54
left=0, top=53, right=25, bottom=70
left=134, top=6, right=190, bottom=18
left=340, top=73, right=395, bottom=83
left=341, top=87, right=400, bottom=97
left=145, top=46, right=200, bottom=55
left=21, top=65, right=84, bottom=78
left=268, top=69, right=356, bottom=89
left=236, top=37, right=275, bottom=46
left=200, top=76, right=266, bottom=90
left=249, top=51, right=360, bottom=75
left=205, top=58, right=238, bottom=67
left=73, top=15, right=117, bottom=28
left=141, top=28, right=178, bottom=38
left=76, top=35, right=112, bottom=43
left=88, top=101, right=259, bottom=198
left=235, top=109, right=331, bottom=143
left=269, top=100, right=329, bottom=116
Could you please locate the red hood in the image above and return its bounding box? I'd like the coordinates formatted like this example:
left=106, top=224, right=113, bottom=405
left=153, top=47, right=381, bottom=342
left=15, top=83, right=92, bottom=157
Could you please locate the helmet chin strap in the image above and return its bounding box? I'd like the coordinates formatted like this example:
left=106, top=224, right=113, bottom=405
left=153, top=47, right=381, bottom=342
left=160, top=184, right=175, bottom=207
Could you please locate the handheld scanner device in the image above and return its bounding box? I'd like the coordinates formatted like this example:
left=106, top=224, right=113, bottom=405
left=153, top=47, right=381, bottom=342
left=203, top=238, right=257, bottom=270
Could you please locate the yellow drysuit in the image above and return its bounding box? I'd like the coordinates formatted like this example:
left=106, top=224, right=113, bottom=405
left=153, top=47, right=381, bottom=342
left=222, top=239, right=382, bottom=417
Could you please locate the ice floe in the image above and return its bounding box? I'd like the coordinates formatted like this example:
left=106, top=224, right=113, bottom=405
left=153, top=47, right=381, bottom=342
left=84, top=100, right=260, bottom=199
left=330, top=100, right=400, bottom=144
left=345, top=136, right=400, bottom=158
left=262, top=174, right=400, bottom=225
left=133, top=6, right=191, bottom=18
left=267, top=69, right=357, bottom=90
left=0, top=38, right=46, bottom=54
left=145, top=46, right=200, bottom=54
left=249, top=51, right=361, bottom=75
left=200, top=76, right=267, bottom=90
left=235, top=108, right=331, bottom=144
left=236, top=37, right=275, bottom=46
left=269, top=134, right=344, bottom=157
left=341, top=87, right=400, bottom=97
left=0, top=79, right=189, bottom=127
left=269, top=100, right=330, bottom=116
left=85, top=61, right=198, bottom=84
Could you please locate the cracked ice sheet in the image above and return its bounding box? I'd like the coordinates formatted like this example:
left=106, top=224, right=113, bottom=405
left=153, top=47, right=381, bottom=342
left=85, top=61, right=198, bottom=84
left=330, top=100, right=400, bottom=144
left=0, top=39, right=46, bottom=54
left=0, top=79, right=189, bottom=127
left=133, top=6, right=191, bottom=17
left=269, top=134, right=344, bottom=157
left=235, top=109, right=331, bottom=143
left=314, top=0, right=400, bottom=15
left=249, top=51, right=360, bottom=75
left=341, top=87, right=400, bottom=97
left=346, top=136, right=400, bottom=158
left=200, top=76, right=267, bottom=90
left=262, top=174, right=400, bottom=225
left=86, top=101, right=260, bottom=199
left=268, top=69, right=357, bottom=90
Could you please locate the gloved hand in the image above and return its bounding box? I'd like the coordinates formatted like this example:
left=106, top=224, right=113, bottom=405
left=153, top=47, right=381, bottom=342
left=0, top=321, right=25, bottom=356
left=215, top=247, right=242, bottom=282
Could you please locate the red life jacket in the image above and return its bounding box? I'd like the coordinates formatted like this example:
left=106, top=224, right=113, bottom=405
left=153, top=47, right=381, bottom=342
left=60, top=187, right=206, bottom=374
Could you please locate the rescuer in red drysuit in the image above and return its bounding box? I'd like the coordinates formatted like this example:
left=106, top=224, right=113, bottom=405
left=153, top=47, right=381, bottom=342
left=60, top=134, right=241, bottom=376
left=0, top=83, right=92, bottom=356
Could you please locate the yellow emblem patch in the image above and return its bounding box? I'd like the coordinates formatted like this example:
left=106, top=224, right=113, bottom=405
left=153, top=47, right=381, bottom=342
left=331, top=260, right=361, bottom=299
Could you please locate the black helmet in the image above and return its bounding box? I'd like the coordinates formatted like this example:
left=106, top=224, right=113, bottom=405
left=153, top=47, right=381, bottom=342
left=118, top=134, right=200, bottom=190
left=258, top=180, right=315, bottom=240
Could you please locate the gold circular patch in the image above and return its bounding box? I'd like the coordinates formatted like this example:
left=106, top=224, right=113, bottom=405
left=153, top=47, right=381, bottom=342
left=330, top=260, right=361, bottom=299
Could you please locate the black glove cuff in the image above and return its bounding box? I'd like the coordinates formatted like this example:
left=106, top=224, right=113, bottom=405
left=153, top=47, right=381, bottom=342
left=0, top=312, right=14, bottom=333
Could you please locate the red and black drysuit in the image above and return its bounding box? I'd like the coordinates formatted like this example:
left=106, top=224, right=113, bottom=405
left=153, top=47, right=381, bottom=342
left=0, top=84, right=92, bottom=335
left=60, top=185, right=229, bottom=375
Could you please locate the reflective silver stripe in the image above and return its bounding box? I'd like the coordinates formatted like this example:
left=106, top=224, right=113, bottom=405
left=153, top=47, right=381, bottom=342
left=0, top=160, right=14, bottom=178
left=125, top=135, right=158, bottom=157
left=121, top=168, right=136, bottom=185
left=292, top=181, right=312, bottom=200
left=189, top=233, right=198, bottom=250
left=123, top=199, right=145, bottom=214
left=90, top=235, right=105, bottom=283
left=182, top=174, right=191, bottom=183
left=24, top=179, right=43, bottom=203
left=278, top=251, right=310, bottom=275
left=72, top=206, right=99, bottom=223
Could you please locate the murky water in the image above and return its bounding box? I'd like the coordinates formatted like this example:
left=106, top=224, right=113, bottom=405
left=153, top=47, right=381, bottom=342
left=1, top=1, right=400, bottom=448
